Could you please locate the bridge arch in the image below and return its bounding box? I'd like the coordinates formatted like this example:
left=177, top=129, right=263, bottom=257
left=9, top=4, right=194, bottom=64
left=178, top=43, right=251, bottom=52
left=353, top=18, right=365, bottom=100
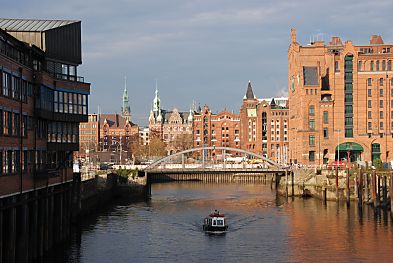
left=145, top=146, right=284, bottom=170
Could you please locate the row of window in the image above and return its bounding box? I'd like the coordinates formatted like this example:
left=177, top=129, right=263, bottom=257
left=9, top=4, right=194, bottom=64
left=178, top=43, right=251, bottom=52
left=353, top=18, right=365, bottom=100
left=1, top=71, right=33, bottom=102
left=367, top=111, right=393, bottom=119
left=367, top=88, right=393, bottom=97
left=367, top=100, right=392, bottom=108
left=367, top=122, right=393, bottom=130
left=367, top=78, right=393, bottom=87
left=359, top=60, right=392, bottom=72
left=47, top=122, right=79, bottom=144
left=37, top=85, right=88, bottom=115
left=0, top=110, right=28, bottom=137
left=0, top=150, right=48, bottom=176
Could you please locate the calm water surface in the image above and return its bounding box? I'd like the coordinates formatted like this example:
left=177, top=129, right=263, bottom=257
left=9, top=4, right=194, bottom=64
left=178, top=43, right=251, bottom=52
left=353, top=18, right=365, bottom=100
left=51, top=183, right=393, bottom=263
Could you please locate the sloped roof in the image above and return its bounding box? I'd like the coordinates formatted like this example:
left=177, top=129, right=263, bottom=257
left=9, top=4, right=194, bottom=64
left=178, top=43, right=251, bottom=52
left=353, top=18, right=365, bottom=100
left=99, top=114, right=137, bottom=128
left=244, top=81, right=256, bottom=100
left=0, top=19, right=79, bottom=32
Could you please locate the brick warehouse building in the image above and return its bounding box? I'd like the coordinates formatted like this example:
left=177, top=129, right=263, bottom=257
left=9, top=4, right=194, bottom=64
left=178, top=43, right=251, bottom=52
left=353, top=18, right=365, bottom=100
left=193, top=105, right=241, bottom=157
left=78, top=84, right=139, bottom=164
left=239, top=81, right=289, bottom=164
left=0, top=19, right=90, bottom=195
left=288, top=28, right=393, bottom=166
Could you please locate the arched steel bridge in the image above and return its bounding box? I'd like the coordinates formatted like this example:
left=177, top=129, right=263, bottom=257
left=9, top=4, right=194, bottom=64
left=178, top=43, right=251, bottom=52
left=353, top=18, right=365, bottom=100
left=145, top=146, right=286, bottom=170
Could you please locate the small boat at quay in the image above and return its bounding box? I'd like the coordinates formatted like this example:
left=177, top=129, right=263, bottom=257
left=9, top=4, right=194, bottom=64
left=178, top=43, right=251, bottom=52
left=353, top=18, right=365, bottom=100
left=203, top=210, right=228, bottom=234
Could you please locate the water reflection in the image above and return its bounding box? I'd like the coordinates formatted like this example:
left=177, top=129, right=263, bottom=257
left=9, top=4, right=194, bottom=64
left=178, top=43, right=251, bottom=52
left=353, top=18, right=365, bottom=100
left=43, top=182, right=393, bottom=263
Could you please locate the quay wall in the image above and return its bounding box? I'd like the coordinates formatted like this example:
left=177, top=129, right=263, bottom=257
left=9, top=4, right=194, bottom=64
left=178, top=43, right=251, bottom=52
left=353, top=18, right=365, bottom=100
left=0, top=172, right=147, bottom=263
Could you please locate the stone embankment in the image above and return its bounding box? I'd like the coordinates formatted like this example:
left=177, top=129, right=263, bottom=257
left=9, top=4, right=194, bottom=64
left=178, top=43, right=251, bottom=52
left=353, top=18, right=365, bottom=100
left=277, top=168, right=393, bottom=208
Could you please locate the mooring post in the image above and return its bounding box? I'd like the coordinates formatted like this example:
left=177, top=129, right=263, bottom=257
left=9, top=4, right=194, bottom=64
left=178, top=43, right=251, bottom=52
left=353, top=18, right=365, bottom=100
left=358, top=169, right=363, bottom=208
left=364, top=173, right=369, bottom=204
left=390, top=172, right=393, bottom=215
left=371, top=170, right=377, bottom=207
left=182, top=154, right=185, bottom=169
left=382, top=176, right=388, bottom=207
left=346, top=167, right=350, bottom=206
left=291, top=171, right=295, bottom=197
left=335, top=166, right=339, bottom=201
left=285, top=170, right=288, bottom=198
left=376, top=174, right=381, bottom=207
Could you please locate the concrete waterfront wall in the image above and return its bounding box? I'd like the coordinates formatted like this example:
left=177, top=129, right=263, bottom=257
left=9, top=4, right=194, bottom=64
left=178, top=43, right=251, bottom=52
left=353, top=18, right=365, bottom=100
left=0, top=180, right=74, bottom=263
left=277, top=169, right=393, bottom=207
left=0, top=172, right=148, bottom=263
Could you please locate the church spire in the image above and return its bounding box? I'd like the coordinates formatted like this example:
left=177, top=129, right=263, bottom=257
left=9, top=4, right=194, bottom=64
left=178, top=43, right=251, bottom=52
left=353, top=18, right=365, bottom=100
left=121, top=76, right=131, bottom=121
left=243, top=80, right=256, bottom=100
left=153, top=81, right=161, bottom=114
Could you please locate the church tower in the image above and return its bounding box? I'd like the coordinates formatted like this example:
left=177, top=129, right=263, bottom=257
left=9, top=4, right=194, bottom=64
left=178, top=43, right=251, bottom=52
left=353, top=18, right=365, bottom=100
left=121, top=77, right=131, bottom=121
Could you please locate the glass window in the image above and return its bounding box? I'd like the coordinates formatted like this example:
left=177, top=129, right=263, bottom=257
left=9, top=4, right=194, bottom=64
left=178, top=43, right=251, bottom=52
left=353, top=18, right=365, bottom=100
left=323, top=111, right=328, bottom=124
left=380, top=100, right=384, bottom=108
left=309, top=119, right=315, bottom=130
left=368, top=100, right=372, bottom=108
left=380, top=111, right=384, bottom=119
left=309, top=105, right=315, bottom=116
left=335, top=61, right=340, bottom=72
left=309, top=135, right=315, bottom=146
left=380, top=78, right=383, bottom=86
left=345, top=128, right=353, bottom=138
left=380, top=89, right=384, bottom=97
left=309, top=151, right=315, bottom=161
left=380, top=122, right=384, bottom=130
left=367, top=78, right=372, bottom=86
left=64, top=93, right=68, bottom=113
left=382, top=60, right=386, bottom=71
left=368, top=89, right=372, bottom=97
left=358, top=61, right=362, bottom=71
left=368, top=111, right=372, bottom=119
left=370, top=61, right=374, bottom=71
left=368, top=122, right=372, bottom=130
left=323, top=128, right=328, bottom=138
left=388, top=60, right=392, bottom=71
left=59, top=92, right=63, bottom=113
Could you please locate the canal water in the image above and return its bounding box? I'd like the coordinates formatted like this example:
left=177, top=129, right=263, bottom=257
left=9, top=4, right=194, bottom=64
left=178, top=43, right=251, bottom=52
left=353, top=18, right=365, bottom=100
left=49, top=183, right=393, bottom=263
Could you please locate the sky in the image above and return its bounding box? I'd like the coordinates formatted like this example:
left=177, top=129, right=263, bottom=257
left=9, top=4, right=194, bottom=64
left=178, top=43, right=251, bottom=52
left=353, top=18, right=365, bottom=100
left=3, top=0, right=393, bottom=126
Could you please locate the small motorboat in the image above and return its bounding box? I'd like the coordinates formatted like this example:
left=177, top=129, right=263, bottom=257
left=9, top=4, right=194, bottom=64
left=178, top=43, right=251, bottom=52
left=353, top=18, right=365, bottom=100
left=203, top=210, right=228, bottom=233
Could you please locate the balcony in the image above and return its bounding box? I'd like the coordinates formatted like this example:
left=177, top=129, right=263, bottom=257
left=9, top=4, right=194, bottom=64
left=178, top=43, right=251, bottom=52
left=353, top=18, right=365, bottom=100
left=55, top=73, right=85, bottom=83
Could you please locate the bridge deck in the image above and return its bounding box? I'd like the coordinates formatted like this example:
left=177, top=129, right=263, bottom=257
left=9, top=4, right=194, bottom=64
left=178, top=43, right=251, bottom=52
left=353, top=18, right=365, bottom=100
left=144, top=168, right=288, bottom=174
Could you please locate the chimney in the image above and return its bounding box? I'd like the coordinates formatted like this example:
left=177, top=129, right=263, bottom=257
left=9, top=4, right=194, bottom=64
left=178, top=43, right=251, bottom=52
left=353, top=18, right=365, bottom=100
left=291, top=28, right=297, bottom=43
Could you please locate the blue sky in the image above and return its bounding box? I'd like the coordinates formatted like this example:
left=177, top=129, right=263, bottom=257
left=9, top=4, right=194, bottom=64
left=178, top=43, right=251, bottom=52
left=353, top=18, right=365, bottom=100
left=3, top=0, right=393, bottom=126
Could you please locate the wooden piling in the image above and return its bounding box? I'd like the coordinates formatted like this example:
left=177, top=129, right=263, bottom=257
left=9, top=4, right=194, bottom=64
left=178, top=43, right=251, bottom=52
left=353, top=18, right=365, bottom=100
left=364, top=173, right=369, bottom=204
left=390, top=172, right=393, bottom=215
left=358, top=170, right=363, bottom=208
left=0, top=199, right=3, bottom=263
left=382, top=176, right=388, bottom=207
left=346, top=168, right=350, bottom=206
left=371, top=171, right=377, bottom=207
left=376, top=174, right=381, bottom=207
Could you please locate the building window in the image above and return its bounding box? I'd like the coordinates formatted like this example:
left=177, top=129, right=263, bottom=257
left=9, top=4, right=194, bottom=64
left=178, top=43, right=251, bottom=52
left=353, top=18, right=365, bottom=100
left=388, top=60, right=392, bottom=71
left=309, top=151, right=315, bottom=162
left=380, top=89, right=384, bottom=97
left=370, top=61, right=374, bottom=71
left=368, top=122, right=372, bottom=130
left=368, top=111, right=372, bottom=119
left=380, top=122, right=384, bottom=130
left=323, top=111, right=328, bottom=124
left=380, top=78, right=384, bottom=86
left=380, top=111, right=384, bottom=119
left=367, top=78, right=372, bottom=86
left=380, top=100, right=384, bottom=108
left=358, top=61, right=362, bottom=71
left=309, top=105, right=315, bottom=116
left=335, top=61, right=340, bottom=72
left=376, top=60, right=380, bottom=71
left=323, top=128, right=328, bottom=138
left=309, top=135, right=315, bottom=146
left=368, top=100, right=372, bottom=108
left=382, top=60, right=386, bottom=71
left=345, top=128, right=353, bottom=137
left=309, top=119, right=315, bottom=130
left=368, top=89, right=372, bottom=97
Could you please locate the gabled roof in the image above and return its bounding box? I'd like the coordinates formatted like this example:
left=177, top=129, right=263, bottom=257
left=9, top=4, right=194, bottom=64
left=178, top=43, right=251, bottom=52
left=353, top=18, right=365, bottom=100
left=0, top=19, right=79, bottom=32
left=99, top=113, right=137, bottom=128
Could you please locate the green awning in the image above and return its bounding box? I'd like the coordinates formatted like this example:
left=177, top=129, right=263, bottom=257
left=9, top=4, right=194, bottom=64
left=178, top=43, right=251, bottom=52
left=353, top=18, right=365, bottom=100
left=336, top=142, right=363, bottom=151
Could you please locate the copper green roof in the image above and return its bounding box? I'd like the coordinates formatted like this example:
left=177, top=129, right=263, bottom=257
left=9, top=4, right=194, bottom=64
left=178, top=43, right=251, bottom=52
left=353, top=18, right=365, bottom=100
left=0, top=19, right=79, bottom=32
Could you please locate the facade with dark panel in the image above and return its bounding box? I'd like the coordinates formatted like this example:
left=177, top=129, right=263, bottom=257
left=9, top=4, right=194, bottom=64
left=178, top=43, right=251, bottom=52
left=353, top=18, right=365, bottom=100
left=0, top=19, right=90, bottom=196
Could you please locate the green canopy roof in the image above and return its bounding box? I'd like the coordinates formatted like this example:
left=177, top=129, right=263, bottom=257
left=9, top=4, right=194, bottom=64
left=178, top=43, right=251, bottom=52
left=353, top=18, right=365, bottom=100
left=336, top=142, right=363, bottom=151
